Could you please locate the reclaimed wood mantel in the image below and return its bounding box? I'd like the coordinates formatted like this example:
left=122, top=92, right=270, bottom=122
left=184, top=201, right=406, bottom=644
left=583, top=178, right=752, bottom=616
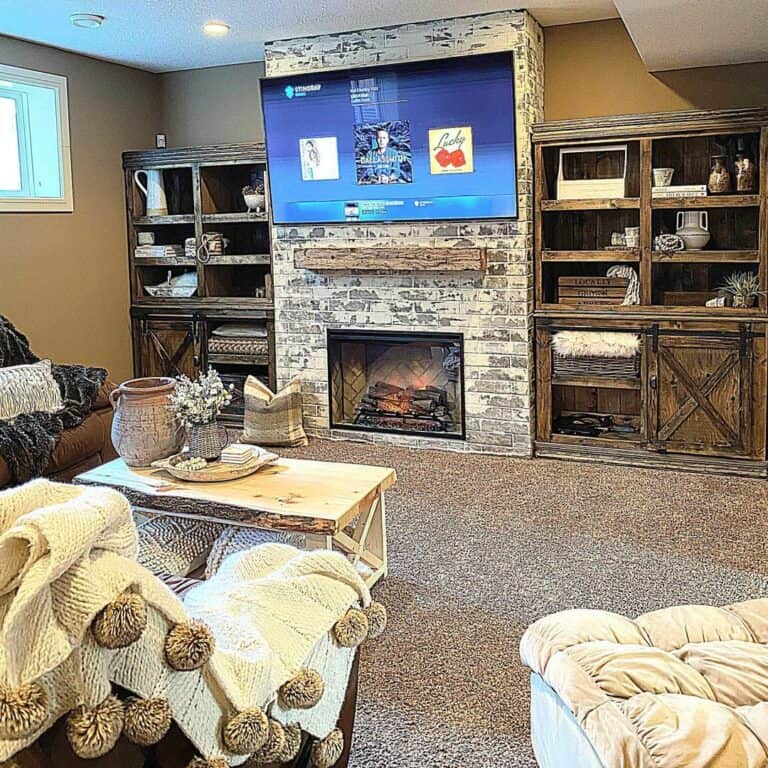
left=293, top=246, right=488, bottom=272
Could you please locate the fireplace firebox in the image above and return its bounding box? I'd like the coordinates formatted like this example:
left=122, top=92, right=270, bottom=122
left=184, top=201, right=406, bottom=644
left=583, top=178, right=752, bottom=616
left=327, top=330, right=465, bottom=439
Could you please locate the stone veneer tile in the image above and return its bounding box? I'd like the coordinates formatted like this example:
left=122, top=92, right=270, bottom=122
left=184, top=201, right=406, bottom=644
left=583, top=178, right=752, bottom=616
left=264, top=10, right=543, bottom=455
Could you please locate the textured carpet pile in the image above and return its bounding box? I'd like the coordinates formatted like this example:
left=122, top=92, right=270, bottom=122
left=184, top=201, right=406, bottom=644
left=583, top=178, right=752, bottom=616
left=282, top=439, right=768, bottom=767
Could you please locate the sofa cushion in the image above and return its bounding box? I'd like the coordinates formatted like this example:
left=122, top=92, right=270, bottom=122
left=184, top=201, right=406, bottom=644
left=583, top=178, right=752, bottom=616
left=521, top=600, right=768, bottom=768
left=0, top=359, right=63, bottom=419
left=46, top=410, right=108, bottom=474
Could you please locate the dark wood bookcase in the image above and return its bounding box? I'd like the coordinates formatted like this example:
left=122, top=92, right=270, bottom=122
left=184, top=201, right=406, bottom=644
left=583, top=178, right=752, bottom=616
left=122, top=143, right=276, bottom=426
left=533, top=107, right=768, bottom=476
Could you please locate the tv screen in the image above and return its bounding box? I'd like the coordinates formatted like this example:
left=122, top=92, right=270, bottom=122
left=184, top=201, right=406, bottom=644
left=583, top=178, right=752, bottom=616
left=261, top=52, right=518, bottom=224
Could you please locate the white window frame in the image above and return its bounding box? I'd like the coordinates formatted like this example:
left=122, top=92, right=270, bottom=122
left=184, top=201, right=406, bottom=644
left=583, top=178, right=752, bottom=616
left=0, top=63, right=73, bottom=213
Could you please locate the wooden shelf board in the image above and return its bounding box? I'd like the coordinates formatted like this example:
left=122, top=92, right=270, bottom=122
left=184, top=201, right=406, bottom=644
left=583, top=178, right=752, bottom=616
left=133, top=215, right=195, bottom=225
left=541, top=198, right=640, bottom=211
left=132, top=297, right=273, bottom=311
left=652, top=250, right=759, bottom=263
left=202, top=212, right=269, bottom=223
left=549, top=432, right=644, bottom=447
left=295, top=246, right=487, bottom=272
left=535, top=304, right=765, bottom=320
left=552, top=375, right=641, bottom=390
left=134, top=257, right=196, bottom=267
left=541, top=249, right=640, bottom=262
left=204, top=254, right=271, bottom=265
left=207, top=353, right=269, bottom=366
left=651, top=195, right=760, bottom=209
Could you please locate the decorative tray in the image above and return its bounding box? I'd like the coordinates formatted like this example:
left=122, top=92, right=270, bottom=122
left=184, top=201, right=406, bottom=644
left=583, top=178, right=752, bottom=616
left=151, top=447, right=278, bottom=482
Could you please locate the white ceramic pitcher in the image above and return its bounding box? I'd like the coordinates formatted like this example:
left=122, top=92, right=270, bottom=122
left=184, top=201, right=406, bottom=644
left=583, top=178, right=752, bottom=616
left=134, top=169, right=168, bottom=216
left=675, top=210, right=710, bottom=250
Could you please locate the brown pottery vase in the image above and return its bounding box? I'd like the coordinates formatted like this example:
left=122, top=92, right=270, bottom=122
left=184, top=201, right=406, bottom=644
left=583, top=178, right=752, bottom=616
left=110, top=377, right=184, bottom=467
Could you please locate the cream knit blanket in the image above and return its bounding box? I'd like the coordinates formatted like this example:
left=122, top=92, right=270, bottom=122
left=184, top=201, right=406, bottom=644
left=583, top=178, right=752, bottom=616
left=0, top=480, right=371, bottom=763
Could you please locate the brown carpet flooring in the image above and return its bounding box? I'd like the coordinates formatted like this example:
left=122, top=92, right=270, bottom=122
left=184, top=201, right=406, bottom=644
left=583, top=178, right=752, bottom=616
left=282, top=439, right=768, bottom=767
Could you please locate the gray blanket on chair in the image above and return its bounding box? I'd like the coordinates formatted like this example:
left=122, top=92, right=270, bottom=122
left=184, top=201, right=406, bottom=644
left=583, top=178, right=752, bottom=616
left=0, top=316, right=107, bottom=485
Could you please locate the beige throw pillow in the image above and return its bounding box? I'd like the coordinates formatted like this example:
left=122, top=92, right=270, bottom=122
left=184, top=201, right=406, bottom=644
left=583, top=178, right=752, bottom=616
left=242, top=376, right=308, bottom=447
left=0, top=360, right=63, bottom=420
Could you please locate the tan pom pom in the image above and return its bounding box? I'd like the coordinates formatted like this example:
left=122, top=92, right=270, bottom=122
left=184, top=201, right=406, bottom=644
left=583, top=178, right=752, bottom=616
left=279, top=669, right=325, bottom=709
left=0, top=682, right=48, bottom=740
left=123, top=697, right=172, bottom=746
left=363, top=601, right=387, bottom=640
left=186, top=759, right=229, bottom=768
left=279, top=723, right=303, bottom=763
left=164, top=621, right=215, bottom=671
left=332, top=609, right=368, bottom=648
left=310, top=728, right=344, bottom=768
left=221, top=707, right=269, bottom=754
left=246, top=719, right=286, bottom=764
left=66, top=695, right=124, bottom=759
left=92, top=593, right=147, bottom=649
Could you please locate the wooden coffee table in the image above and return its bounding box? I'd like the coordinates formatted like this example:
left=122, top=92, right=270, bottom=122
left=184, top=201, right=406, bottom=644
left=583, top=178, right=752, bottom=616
left=75, top=457, right=396, bottom=586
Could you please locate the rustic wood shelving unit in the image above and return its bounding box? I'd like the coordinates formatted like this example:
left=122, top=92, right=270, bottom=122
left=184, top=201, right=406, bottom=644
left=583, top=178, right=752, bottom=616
left=122, top=143, right=277, bottom=427
left=533, top=107, right=768, bottom=477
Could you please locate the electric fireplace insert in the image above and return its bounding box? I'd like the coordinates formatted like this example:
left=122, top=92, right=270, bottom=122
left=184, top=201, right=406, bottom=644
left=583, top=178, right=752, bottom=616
left=327, top=329, right=465, bottom=439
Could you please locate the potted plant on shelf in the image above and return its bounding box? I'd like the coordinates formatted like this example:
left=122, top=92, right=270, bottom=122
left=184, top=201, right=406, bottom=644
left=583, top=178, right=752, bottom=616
left=168, top=367, right=233, bottom=460
left=720, top=271, right=763, bottom=309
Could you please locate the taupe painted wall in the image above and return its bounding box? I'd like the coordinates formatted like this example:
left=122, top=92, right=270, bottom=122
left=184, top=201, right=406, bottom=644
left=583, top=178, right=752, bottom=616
left=545, top=19, right=768, bottom=120
left=160, top=62, right=265, bottom=147
left=0, top=36, right=161, bottom=381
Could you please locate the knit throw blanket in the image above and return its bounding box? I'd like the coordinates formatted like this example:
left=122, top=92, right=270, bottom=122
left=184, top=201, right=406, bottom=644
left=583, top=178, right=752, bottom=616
left=0, top=316, right=107, bottom=485
left=0, top=480, right=378, bottom=764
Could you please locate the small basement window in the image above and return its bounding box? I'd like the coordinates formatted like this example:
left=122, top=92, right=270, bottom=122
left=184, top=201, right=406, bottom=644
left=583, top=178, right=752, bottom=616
left=0, top=63, right=73, bottom=212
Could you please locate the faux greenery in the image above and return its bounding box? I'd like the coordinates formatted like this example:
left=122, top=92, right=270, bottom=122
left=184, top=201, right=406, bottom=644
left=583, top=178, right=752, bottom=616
left=168, top=367, right=233, bottom=426
left=720, top=271, right=762, bottom=300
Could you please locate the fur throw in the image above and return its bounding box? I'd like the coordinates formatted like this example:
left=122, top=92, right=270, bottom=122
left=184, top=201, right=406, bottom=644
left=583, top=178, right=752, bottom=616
left=552, top=331, right=641, bottom=359
left=0, top=316, right=106, bottom=485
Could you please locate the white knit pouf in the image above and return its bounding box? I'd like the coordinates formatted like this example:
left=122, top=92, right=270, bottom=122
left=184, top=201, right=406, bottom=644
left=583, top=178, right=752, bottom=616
left=137, top=516, right=223, bottom=576
left=205, top=527, right=306, bottom=578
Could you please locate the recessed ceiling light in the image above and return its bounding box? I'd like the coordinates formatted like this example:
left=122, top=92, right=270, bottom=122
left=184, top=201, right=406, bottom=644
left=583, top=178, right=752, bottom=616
left=70, top=13, right=105, bottom=28
left=203, top=20, right=231, bottom=37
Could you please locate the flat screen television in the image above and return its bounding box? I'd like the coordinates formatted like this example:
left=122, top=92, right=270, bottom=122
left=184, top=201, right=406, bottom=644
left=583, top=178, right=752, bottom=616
left=261, top=52, right=517, bottom=224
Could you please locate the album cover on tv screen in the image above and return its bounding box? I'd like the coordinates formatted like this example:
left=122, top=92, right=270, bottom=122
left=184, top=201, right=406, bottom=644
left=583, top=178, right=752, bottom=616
left=261, top=52, right=518, bottom=224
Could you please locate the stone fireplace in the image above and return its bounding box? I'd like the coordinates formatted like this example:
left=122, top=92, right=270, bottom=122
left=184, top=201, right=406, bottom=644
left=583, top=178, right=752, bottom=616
left=328, top=330, right=465, bottom=439
left=264, top=10, right=544, bottom=455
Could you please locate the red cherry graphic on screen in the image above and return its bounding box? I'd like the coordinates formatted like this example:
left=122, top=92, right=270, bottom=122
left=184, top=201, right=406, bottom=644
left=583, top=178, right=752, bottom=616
left=449, top=149, right=466, bottom=168
left=435, top=148, right=451, bottom=167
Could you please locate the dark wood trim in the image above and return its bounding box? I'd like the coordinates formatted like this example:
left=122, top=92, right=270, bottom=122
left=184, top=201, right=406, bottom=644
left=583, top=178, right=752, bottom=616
left=123, top=142, right=267, bottom=168
left=533, top=107, right=768, bottom=143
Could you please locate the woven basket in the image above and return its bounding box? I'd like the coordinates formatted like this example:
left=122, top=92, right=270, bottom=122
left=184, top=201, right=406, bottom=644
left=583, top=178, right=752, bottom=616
left=553, top=352, right=640, bottom=378
left=208, top=338, right=269, bottom=356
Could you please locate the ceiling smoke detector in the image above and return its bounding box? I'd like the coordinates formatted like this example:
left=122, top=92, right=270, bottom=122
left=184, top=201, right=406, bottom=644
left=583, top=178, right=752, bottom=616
left=70, top=13, right=105, bottom=29
left=203, top=21, right=231, bottom=37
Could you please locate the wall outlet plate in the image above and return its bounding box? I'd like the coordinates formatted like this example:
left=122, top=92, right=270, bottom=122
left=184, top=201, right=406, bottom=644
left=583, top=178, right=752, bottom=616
left=155, top=133, right=167, bottom=149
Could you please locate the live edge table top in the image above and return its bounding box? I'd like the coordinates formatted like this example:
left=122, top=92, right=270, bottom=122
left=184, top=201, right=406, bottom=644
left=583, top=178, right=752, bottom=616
left=75, top=457, right=397, bottom=536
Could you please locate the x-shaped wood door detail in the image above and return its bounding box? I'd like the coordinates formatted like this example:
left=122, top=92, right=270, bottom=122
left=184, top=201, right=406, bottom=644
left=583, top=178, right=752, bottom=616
left=147, top=328, right=194, bottom=378
left=657, top=346, right=743, bottom=450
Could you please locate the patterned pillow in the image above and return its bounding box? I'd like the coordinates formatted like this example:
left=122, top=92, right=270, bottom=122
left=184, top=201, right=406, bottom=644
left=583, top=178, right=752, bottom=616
left=0, top=360, right=63, bottom=420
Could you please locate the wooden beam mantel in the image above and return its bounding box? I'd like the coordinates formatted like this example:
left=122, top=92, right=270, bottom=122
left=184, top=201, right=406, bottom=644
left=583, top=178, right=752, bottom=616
left=294, top=246, right=488, bottom=272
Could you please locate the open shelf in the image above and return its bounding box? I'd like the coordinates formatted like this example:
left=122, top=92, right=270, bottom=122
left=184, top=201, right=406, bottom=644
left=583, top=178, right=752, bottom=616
left=541, top=198, right=640, bottom=211
left=552, top=376, right=641, bottom=390
left=130, top=167, right=194, bottom=218
left=200, top=163, right=267, bottom=216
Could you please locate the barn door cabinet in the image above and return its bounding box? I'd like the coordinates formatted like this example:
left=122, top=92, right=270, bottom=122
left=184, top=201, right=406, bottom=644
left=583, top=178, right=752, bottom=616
left=533, top=107, right=768, bottom=477
left=130, top=312, right=201, bottom=380
left=535, top=320, right=767, bottom=476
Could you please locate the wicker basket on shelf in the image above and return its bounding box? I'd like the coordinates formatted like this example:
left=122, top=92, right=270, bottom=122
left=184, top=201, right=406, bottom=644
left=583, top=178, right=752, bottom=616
left=552, top=353, right=640, bottom=378
left=551, top=331, right=641, bottom=379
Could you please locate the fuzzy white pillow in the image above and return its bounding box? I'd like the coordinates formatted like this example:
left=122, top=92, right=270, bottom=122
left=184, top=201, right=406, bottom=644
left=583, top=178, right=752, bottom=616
left=0, top=360, right=63, bottom=420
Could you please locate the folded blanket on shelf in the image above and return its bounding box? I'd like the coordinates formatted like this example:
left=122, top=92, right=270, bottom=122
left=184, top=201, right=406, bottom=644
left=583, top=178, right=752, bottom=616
left=0, top=480, right=386, bottom=765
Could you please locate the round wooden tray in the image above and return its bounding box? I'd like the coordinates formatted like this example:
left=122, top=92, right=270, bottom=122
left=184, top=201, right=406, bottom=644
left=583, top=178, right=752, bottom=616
left=151, top=449, right=278, bottom=482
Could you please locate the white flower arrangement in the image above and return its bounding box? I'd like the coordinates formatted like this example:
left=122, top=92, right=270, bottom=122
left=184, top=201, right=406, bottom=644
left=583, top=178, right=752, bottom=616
left=168, top=367, right=233, bottom=426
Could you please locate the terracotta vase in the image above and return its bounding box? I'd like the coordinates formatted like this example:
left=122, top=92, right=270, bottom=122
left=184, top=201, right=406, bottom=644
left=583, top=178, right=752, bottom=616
left=110, top=377, right=184, bottom=467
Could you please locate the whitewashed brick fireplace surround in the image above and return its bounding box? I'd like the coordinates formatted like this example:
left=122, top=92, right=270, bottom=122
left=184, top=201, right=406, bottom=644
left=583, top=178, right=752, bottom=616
left=264, top=10, right=544, bottom=455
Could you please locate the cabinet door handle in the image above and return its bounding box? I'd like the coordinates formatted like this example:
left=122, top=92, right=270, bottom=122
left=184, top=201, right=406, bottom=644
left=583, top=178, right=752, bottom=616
left=649, top=375, right=658, bottom=390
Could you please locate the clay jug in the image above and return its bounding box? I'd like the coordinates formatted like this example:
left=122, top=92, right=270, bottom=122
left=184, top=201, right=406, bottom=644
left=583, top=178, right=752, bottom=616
left=110, top=377, right=184, bottom=467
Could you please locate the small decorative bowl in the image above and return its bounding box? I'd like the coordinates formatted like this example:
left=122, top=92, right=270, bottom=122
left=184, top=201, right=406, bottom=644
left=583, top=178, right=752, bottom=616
left=653, top=167, right=674, bottom=187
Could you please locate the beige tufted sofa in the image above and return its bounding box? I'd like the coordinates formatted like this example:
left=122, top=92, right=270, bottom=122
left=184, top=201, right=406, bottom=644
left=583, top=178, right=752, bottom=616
left=520, top=599, right=768, bottom=768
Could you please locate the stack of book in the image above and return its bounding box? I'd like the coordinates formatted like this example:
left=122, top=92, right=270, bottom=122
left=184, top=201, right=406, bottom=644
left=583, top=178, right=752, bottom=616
left=134, top=244, right=186, bottom=260
left=220, top=443, right=255, bottom=464
left=651, top=184, right=707, bottom=199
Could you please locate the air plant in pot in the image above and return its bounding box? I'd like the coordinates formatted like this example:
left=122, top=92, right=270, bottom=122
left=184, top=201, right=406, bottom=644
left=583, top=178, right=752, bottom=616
left=719, top=271, right=763, bottom=309
left=168, top=367, right=233, bottom=460
left=242, top=179, right=266, bottom=213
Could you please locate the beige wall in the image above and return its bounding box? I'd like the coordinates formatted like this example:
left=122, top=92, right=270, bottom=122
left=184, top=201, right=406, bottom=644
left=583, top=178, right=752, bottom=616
left=545, top=19, right=768, bottom=120
left=0, top=36, right=161, bottom=381
left=160, top=62, right=265, bottom=147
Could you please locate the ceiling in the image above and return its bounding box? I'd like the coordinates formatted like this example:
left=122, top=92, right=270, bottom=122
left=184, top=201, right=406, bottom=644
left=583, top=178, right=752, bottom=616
left=615, top=0, right=768, bottom=71
left=0, top=0, right=765, bottom=74
left=0, top=0, right=618, bottom=72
